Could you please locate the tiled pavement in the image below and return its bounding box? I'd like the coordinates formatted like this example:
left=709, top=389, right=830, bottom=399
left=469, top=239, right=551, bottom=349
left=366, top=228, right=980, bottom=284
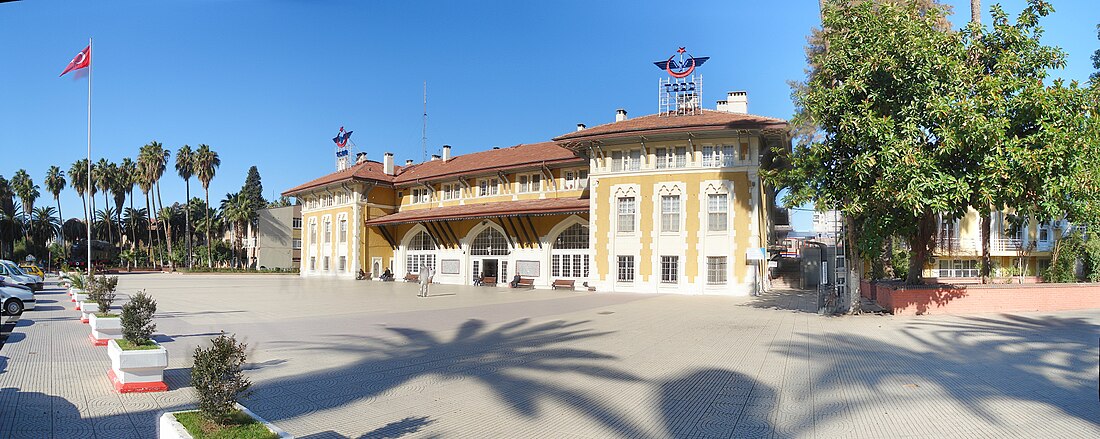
left=1, top=274, right=1098, bottom=438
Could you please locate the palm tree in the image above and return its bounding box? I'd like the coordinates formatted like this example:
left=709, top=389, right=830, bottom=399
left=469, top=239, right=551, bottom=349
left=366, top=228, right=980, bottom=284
left=971, top=0, right=980, bottom=25
left=44, top=166, right=66, bottom=246
left=68, top=159, right=90, bottom=241
left=94, top=158, right=115, bottom=245
left=140, top=141, right=172, bottom=268
left=123, top=207, right=149, bottom=252
left=194, top=144, right=220, bottom=268
left=29, top=206, right=61, bottom=247
left=119, top=158, right=137, bottom=251
left=176, top=144, right=195, bottom=268
left=10, top=170, right=40, bottom=245
left=221, top=192, right=251, bottom=268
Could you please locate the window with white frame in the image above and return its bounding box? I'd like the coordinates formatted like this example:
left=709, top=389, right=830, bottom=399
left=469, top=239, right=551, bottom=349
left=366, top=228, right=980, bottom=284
left=656, top=148, right=671, bottom=169
left=338, top=256, right=346, bottom=272
left=323, top=219, right=332, bottom=243
left=626, top=150, right=641, bottom=171
left=617, top=256, right=634, bottom=282
left=617, top=197, right=636, bottom=233
left=660, top=256, right=679, bottom=284
left=412, top=188, right=431, bottom=204
left=478, top=178, right=500, bottom=197
left=518, top=174, right=542, bottom=193
left=611, top=151, right=623, bottom=171
left=323, top=256, right=330, bottom=271
left=292, top=218, right=302, bottom=229
left=702, top=146, right=717, bottom=167
left=405, top=231, right=437, bottom=274
left=339, top=218, right=348, bottom=243
left=309, top=257, right=316, bottom=270
left=660, top=195, right=680, bottom=232
left=674, top=147, right=687, bottom=167
left=721, top=145, right=735, bottom=166
left=1039, top=221, right=1051, bottom=242
left=551, top=224, right=590, bottom=279
left=293, top=239, right=302, bottom=249
left=441, top=183, right=461, bottom=200
left=938, top=259, right=978, bottom=278
left=564, top=171, right=577, bottom=189
left=309, top=221, right=317, bottom=243
left=470, top=228, right=510, bottom=256
left=708, top=193, right=728, bottom=231
left=578, top=170, right=588, bottom=188
left=707, top=256, right=727, bottom=285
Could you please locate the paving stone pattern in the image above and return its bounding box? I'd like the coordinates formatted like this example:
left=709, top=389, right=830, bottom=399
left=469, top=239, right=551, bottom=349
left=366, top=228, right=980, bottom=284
left=0, top=274, right=1097, bottom=438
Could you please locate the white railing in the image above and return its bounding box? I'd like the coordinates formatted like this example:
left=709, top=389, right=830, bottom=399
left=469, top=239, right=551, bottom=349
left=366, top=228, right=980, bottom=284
left=992, top=238, right=1024, bottom=252
left=936, top=237, right=981, bottom=253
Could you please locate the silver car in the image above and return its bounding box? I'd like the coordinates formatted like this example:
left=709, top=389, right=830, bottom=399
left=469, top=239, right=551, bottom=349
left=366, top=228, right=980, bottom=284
left=0, top=261, right=40, bottom=291
left=0, top=276, right=35, bottom=315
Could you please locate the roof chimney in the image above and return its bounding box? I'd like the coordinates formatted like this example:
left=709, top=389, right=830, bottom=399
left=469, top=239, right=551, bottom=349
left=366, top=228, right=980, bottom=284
left=405, top=159, right=414, bottom=166
left=383, top=152, right=395, bottom=175
left=431, top=154, right=440, bottom=161
left=355, top=152, right=368, bottom=165
left=615, top=109, right=628, bottom=122
left=442, top=145, right=452, bottom=162
left=718, top=91, right=748, bottom=114
left=576, top=123, right=586, bottom=131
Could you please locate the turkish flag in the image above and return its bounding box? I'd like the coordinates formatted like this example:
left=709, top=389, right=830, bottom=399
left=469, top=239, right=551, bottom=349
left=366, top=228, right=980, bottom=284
left=59, top=45, right=91, bottom=77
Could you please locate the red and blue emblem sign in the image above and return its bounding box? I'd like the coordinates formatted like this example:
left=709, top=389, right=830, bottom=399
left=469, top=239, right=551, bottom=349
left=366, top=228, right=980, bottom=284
left=653, top=47, right=709, bottom=79
left=332, top=126, right=353, bottom=148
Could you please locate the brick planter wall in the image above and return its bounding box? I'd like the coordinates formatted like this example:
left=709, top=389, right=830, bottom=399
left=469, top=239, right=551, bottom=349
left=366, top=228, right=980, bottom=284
left=871, top=281, right=1100, bottom=316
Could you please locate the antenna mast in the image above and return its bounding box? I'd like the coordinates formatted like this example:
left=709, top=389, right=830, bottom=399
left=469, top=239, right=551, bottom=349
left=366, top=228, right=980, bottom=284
left=422, top=81, right=427, bottom=162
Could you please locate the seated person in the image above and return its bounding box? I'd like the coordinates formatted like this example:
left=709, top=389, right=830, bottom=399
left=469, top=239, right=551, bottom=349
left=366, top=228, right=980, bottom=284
left=510, top=273, right=522, bottom=288
left=381, top=268, right=394, bottom=281
left=357, top=269, right=367, bottom=280
left=472, top=275, right=482, bottom=286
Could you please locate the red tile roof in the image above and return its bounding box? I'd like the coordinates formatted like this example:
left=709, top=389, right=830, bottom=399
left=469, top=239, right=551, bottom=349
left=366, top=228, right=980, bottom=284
left=282, top=160, right=400, bottom=196
left=553, top=110, right=788, bottom=142
left=392, top=141, right=582, bottom=185
left=363, top=197, right=589, bottom=226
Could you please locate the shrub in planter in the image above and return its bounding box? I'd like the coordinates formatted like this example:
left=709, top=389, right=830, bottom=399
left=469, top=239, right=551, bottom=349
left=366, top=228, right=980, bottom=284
left=158, top=333, right=288, bottom=438
left=88, top=276, right=121, bottom=345
left=108, top=290, right=167, bottom=392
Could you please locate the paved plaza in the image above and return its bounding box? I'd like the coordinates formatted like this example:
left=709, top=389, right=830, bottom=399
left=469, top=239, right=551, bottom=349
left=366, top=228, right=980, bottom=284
left=0, top=274, right=1098, bottom=438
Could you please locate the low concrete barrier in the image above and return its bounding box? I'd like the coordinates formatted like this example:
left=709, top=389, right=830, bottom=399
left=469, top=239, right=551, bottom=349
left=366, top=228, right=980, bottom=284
left=869, top=281, right=1100, bottom=315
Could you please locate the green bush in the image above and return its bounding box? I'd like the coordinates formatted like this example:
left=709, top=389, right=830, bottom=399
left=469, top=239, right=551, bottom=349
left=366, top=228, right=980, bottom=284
left=1083, top=236, right=1100, bottom=283
left=87, top=275, right=118, bottom=314
left=191, top=333, right=252, bottom=425
left=121, top=290, right=157, bottom=345
left=1045, top=232, right=1085, bottom=283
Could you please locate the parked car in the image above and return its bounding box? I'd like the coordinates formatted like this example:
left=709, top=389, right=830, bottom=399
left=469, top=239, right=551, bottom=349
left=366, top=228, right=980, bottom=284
left=0, top=261, right=41, bottom=291
left=0, top=276, right=35, bottom=315
left=18, top=263, right=44, bottom=278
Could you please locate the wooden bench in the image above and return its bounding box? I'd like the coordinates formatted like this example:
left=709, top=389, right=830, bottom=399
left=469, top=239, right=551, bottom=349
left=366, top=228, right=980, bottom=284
left=480, top=276, right=497, bottom=287
left=512, top=277, right=535, bottom=289
left=403, top=273, right=419, bottom=283
left=551, top=279, right=575, bottom=290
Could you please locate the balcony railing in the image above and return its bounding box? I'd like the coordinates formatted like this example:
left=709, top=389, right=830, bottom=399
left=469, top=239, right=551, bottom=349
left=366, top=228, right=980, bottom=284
left=992, top=238, right=1024, bottom=252
left=936, top=237, right=981, bottom=253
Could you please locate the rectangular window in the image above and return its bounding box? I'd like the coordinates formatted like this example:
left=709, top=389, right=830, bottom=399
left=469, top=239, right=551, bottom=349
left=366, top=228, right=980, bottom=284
left=406, top=254, right=437, bottom=274
left=611, top=151, right=623, bottom=171
left=501, top=261, right=508, bottom=282
left=722, top=145, right=735, bottom=167
left=339, top=219, right=347, bottom=243
left=309, top=257, right=316, bottom=270
left=674, top=147, right=687, bottom=167
left=292, top=218, right=302, bottom=229
left=564, top=171, right=576, bottom=189
left=702, top=146, right=716, bottom=167
left=708, top=194, right=728, bottom=232
left=292, top=239, right=302, bottom=249
left=617, top=256, right=634, bottom=282
left=617, top=197, right=635, bottom=233
left=707, top=256, right=727, bottom=285
left=323, top=256, right=330, bottom=271
left=531, top=174, right=540, bottom=191
left=739, top=142, right=750, bottom=161
left=627, top=150, right=641, bottom=170
left=324, top=221, right=332, bottom=243
left=338, top=256, right=346, bottom=272
left=1039, top=222, right=1051, bottom=242
left=578, top=170, right=588, bottom=188
left=518, top=175, right=529, bottom=193
left=661, top=195, right=680, bottom=232
left=661, top=256, right=679, bottom=284
left=655, top=148, right=669, bottom=169
left=309, top=223, right=317, bottom=243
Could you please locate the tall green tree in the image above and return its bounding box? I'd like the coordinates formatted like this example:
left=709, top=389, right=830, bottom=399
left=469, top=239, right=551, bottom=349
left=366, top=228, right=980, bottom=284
left=119, top=158, right=138, bottom=252
left=11, top=170, right=41, bottom=245
left=94, top=158, right=116, bottom=244
left=0, top=176, right=16, bottom=258
left=44, top=166, right=66, bottom=245
left=220, top=192, right=251, bottom=268
left=140, top=141, right=172, bottom=267
left=194, top=144, right=220, bottom=268
left=176, top=145, right=195, bottom=268
left=68, top=159, right=90, bottom=243
left=1092, top=23, right=1099, bottom=84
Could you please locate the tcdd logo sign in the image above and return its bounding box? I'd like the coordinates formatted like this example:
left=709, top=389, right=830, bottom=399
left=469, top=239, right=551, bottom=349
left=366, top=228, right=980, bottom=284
left=653, top=47, right=709, bottom=79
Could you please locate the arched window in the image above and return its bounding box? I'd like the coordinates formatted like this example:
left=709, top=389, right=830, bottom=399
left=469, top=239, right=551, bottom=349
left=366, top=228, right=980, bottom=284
left=405, top=231, right=437, bottom=274
left=551, top=223, right=589, bottom=279
left=470, top=228, right=510, bottom=256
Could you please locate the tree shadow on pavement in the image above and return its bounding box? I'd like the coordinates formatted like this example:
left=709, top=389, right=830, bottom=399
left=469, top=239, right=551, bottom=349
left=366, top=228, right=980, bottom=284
left=659, top=368, right=777, bottom=438
left=744, top=287, right=821, bottom=314
left=250, top=318, right=650, bottom=438
left=782, top=314, right=1100, bottom=436
left=0, top=387, right=87, bottom=438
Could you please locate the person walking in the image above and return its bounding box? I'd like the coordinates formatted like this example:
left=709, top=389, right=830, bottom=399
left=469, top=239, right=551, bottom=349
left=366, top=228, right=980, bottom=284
left=418, top=263, right=434, bottom=297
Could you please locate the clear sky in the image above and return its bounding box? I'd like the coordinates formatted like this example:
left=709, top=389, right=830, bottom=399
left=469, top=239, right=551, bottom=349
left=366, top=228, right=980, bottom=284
left=1, top=0, right=1096, bottom=232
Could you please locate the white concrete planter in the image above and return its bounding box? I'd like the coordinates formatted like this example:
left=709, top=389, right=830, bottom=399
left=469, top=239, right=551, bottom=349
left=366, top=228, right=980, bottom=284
left=68, top=286, right=82, bottom=296
left=159, top=404, right=293, bottom=439
left=79, top=302, right=99, bottom=323
left=73, top=291, right=89, bottom=305
left=107, top=339, right=168, bottom=392
left=89, top=314, right=121, bottom=346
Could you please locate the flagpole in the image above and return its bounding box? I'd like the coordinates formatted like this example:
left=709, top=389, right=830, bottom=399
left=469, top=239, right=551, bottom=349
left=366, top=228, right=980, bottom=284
left=86, top=37, right=93, bottom=277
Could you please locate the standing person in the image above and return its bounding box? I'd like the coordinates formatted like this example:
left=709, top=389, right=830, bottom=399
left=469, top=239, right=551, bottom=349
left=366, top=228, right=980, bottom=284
left=418, top=263, right=430, bottom=297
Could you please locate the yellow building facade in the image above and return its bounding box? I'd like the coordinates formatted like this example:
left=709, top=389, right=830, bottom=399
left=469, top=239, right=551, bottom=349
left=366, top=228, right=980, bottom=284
left=285, top=95, right=791, bottom=295
left=928, top=208, right=1059, bottom=280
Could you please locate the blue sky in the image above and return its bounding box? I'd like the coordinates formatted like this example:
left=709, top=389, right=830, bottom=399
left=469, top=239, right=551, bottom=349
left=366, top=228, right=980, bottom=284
left=1, top=0, right=1096, bottom=231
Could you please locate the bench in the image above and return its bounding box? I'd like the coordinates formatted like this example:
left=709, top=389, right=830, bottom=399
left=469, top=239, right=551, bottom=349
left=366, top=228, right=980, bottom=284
left=403, top=273, right=419, bottom=283
left=512, top=277, right=535, bottom=289
left=480, top=276, right=497, bottom=287
left=551, top=279, right=575, bottom=290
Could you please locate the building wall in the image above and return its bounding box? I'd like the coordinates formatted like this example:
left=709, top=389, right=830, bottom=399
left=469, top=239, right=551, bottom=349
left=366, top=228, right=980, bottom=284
left=252, top=205, right=300, bottom=269
left=925, top=207, right=1058, bottom=279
